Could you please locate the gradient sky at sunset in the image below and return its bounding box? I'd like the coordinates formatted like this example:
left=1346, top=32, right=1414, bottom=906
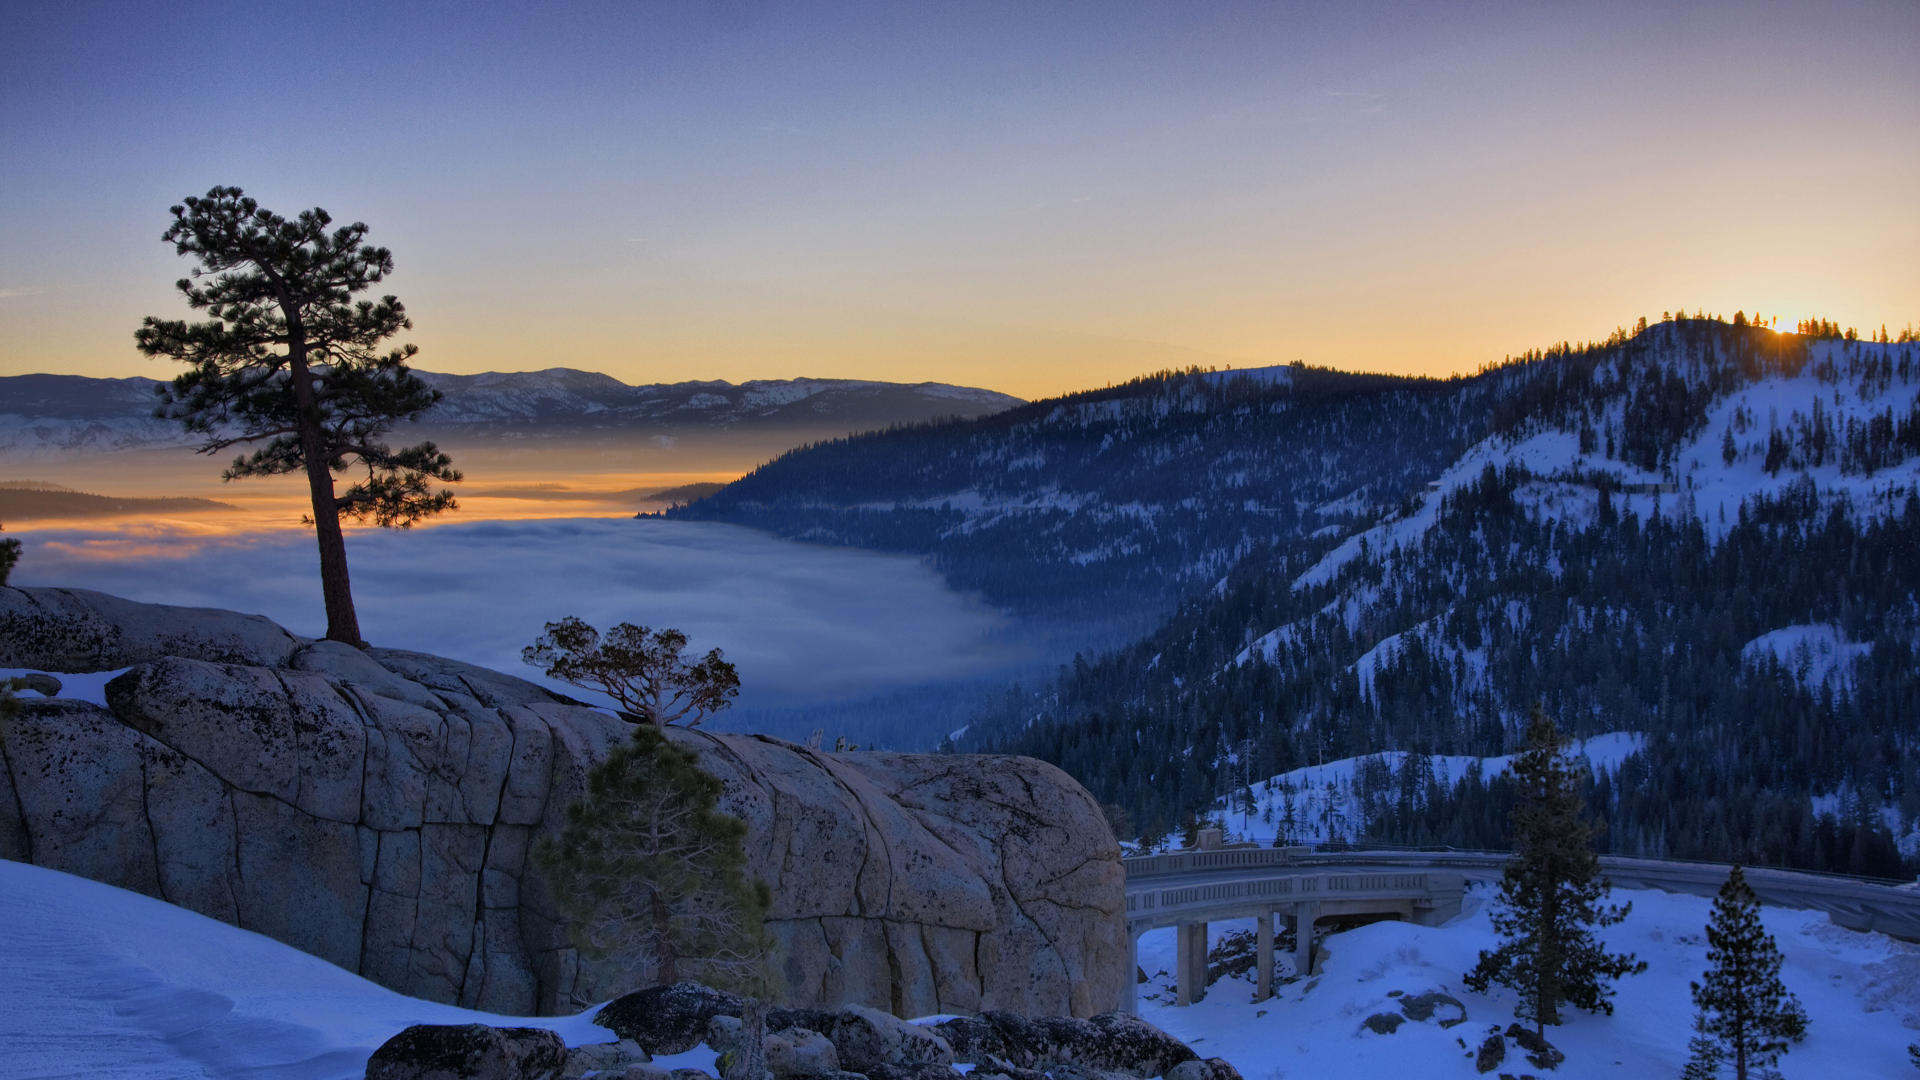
left=4, top=1, right=1915, bottom=400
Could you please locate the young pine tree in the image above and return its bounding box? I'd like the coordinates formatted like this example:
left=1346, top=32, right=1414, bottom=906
left=0, top=521, right=19, bottom=585
left=1685, top=865, right=1808, bottom=1080
left=535, top=725, right=771, bottom=995
left=1465, top=706, right=1646, bottom=1037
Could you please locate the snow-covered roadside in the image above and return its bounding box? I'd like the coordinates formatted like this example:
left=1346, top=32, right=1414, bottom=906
left=1133, top=883, right=1919, bottom=1079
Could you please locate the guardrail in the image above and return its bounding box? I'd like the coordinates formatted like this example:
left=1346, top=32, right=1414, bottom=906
left=1120, top=846, right=1920, bottom=939
left=1125, top=870, right=1435, bottom=916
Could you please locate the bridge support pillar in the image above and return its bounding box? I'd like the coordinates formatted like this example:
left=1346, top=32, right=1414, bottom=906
left=1255, top=909, right=1275, bottom=1000
left=1293, top=901, right=1320, bottom=977
left=1122, top=930, right=1141, bottom=1014
left=1174, top=921, right=1208, bottom=1006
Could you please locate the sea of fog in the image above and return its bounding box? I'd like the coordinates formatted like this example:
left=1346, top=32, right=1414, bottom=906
left=7, top=517, right=1029, bottom=726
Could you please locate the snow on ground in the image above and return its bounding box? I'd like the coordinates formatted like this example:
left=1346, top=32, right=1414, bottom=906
left=1676, top=366, right=1920, bottom=539
left=1, top=667, right=131, bottom=706
left=1133, top=883, right=1920, bottom=1080
left=0, top=859, right=689, bottom=1080
left=1215, top=735, right=1646, bottom=846
left=1741, top=623, right=1873, bottom=694
left=4, top=858, right=1917, bottom=1079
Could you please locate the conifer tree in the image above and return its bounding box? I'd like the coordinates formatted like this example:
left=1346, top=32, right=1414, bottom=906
left=136, top=186, right=460, bottom=645
left=1684, top=865, right=1807, bottom=1079
left=0, top=522, right=18, bottom=586
left=1465, top=705, right=1646, bottom=1036
left=536, top=724, right=771, bottom=993
left=523, top=617, right=739, bottom=726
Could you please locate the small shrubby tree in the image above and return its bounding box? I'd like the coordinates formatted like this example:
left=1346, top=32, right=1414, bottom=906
left=1465, top=706, right=1646, bottom=1037
left=0, top=522, right=18, bottom=585
left=137, top=186, right=460, bottom=645
left=1684, top=865, right=1808, bottom=1080
left=536, top=724, right=771, bottom=994
left=523, top=616, right=739, bottom=725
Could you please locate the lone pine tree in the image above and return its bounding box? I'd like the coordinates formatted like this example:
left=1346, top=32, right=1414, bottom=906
left=136, top=186, right=460, bottom=645
left=535, top=724, right=770, bottom=994
left=1684, top=865, right=1808, bottom=1080
left=1465, top=705, right=1645, bottom=1037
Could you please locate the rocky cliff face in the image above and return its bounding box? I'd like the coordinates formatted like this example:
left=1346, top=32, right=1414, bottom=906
left=0, top=587, right=1127, bottom=1017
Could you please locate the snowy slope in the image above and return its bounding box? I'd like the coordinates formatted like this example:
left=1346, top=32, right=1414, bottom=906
left=1210, top=735, right=1646, bottom=847
left=1742, top=623, right=1873, bottom=694
left=0, top=859, right=727, bottom=1079
left=1135, top=883, right=1920, bottom=1080
left=0, top=861, right=658, bottom=1078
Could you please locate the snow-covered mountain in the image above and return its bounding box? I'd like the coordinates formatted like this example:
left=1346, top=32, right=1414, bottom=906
left=893, top=320, right=1919, bottom=879
left=0, top=369, right=1023, bottom=457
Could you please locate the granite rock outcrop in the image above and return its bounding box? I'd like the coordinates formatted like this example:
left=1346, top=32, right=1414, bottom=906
left=0, top=586, right=1127, bottom=1016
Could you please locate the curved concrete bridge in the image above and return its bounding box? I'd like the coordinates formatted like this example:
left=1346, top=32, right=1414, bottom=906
left=1120, top=845, right=1920, bottom=1010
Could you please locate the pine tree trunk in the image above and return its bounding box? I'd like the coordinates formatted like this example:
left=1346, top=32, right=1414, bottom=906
left=286, top=341, right=362, bottom=646
left=651, top=887, right=678, bottom=985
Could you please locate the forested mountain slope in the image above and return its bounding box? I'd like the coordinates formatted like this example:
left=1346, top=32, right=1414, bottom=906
left=974, top=320, right=1920, bottom=877
left=669, top=365, right=1485, bottom=622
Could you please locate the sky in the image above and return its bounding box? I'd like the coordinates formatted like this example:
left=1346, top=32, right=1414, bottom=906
left=3, top=1, right=1916, bottom=400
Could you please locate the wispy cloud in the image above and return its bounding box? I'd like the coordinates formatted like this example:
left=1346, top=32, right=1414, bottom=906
left=0, top=288, right=45, bottom=300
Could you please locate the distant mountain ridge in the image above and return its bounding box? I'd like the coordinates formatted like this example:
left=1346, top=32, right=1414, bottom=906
left=669, top=362, right=1485, bottom=623
left=0, top=369, right=1024, bottom=456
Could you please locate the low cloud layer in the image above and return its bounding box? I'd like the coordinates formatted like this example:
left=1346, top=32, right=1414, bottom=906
left=10, top=518, right=1018, bottom=708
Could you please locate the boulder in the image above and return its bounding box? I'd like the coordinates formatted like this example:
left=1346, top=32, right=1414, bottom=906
left=861, top=1066, right=957, bottom=1080
left=12, top=672, right=60, bottom=696
left=596, top=983, right=746, bottom=1055
left=826, top=1005, right=954, bottom=1073
left=563, top=1040, right=652, bottom=1079
left=1035, top=1066, right=1135, bottom=1080
left=0, top=586, right=300, bottom=669
left=1082, top=1013, right=1198, bottom=1077
left=1473, top=1030, right=1505, bottom=1073
left=1504, top=1023, right=1564, bottom=1070
left=363, top=1023, right=566, bottom=1080
left=929, top=1016, right=1005, bottom=1063
left=1164, top=1060, right=1241, bottom=1080
left=1, top=587, right=1129, bottom=1019
left=764, top=1027, right=839, bottom=1079
left=767, top=1007, right=839, bottom=1037
left=951, top=1011, right=1192, bottom=1078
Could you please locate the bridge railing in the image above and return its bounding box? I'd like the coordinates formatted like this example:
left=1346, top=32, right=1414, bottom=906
left=1125, top=869, right=1439, bottom=917
left=1122, top=844, right=1917, bottom=888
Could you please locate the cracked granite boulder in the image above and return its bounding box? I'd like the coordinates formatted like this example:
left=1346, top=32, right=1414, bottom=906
left=0, top=586, right=1128, bottom=1017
